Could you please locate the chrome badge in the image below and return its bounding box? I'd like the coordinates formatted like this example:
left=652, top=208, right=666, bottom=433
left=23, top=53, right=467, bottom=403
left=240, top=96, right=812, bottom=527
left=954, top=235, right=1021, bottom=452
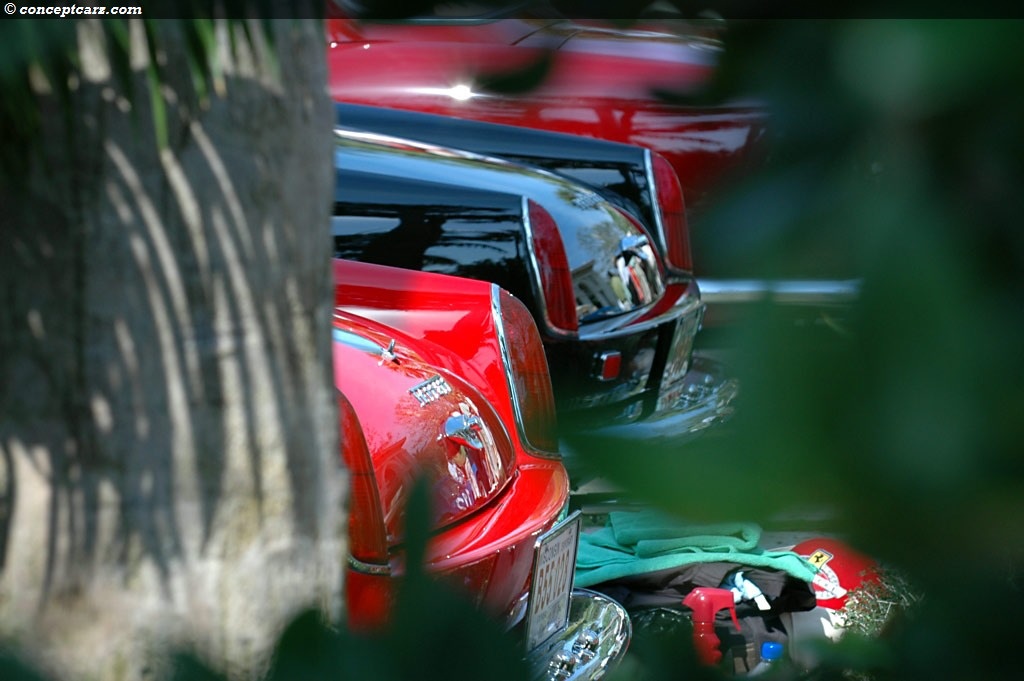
left=378, top=338, right=398, bottom=365
left=409, top=374, right=452, bottom=407
left=443, top=412, right=484, bottom=450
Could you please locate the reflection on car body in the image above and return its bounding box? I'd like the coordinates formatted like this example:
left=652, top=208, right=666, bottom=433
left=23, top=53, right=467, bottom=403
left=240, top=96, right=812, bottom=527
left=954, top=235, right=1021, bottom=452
left=332, top=129, right=711, bottom=446
left=334, top=259, right=630, bottom=678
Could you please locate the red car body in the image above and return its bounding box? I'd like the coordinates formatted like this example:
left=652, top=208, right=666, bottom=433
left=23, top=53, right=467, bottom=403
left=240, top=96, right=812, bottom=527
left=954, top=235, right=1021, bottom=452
left=333, top=259, right=629, bottom=677
left=326, top=15, right=768, bottom=217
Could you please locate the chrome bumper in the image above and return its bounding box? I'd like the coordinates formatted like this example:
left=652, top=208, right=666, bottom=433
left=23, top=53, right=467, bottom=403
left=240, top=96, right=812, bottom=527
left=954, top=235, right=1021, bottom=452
left=526, top=589, right=631, bottom=681
left=697, top=278, right=861, bottom=305
left=562, top=353, right=738, bottom=466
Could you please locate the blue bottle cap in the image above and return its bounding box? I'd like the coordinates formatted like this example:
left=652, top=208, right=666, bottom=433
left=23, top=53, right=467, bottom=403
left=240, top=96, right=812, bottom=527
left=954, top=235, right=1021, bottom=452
left=761, top=641, right=784, bottom=661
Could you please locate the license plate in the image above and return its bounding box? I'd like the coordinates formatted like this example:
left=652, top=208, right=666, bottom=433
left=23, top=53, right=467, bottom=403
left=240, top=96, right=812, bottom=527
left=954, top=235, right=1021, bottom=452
left=524, top=511, right=581, bottom=651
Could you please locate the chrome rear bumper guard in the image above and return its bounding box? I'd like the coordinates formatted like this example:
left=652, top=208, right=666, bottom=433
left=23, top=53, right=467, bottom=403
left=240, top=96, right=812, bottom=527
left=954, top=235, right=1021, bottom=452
left=563, top=353, right=738, bottom=455
left=526, top=589, right=631, bottom=681
left=697, top=278, right=861, bottom=305
left=652, top=352, right=740, bottom=441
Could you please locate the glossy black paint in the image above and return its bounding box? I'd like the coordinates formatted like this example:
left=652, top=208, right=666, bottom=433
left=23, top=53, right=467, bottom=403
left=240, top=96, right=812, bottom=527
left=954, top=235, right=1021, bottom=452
left=334, top=129, right=665, bottom=316
left=335, top=102, right=662, bottom=259
left=334, top=169, right=533, bottom=303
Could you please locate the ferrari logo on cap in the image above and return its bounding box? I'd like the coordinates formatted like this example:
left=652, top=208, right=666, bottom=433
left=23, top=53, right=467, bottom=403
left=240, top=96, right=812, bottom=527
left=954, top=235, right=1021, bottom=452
left=808, top=549, right=834, bottom=569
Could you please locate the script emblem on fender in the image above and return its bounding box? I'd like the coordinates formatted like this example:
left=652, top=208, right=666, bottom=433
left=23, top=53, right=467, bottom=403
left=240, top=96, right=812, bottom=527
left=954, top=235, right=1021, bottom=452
left=409, top=375, right=452, bottom=407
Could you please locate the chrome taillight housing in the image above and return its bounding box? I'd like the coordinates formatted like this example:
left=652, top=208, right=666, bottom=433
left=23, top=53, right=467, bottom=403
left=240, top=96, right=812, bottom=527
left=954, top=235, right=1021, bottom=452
left=616, top=205, right=667, bottom=301
left=492, top=286, right=560, bottom=458
left=524, top=198, right=578, bottom=335
left=338, top=390, right=390, bottom=570
left=648, top=150, right=693, bottom=273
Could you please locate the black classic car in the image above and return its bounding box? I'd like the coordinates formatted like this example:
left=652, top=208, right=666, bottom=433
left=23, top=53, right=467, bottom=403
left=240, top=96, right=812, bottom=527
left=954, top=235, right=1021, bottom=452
left=332, top=118, right=736, bottom=468
left=335, top=103, right=692, bottom=278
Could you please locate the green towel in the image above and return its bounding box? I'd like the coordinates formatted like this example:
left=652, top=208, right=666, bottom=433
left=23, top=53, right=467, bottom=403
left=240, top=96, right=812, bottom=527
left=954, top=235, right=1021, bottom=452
left=608, top=511, right=759, bottom=550
left=574, top=510, right=817, bottom=588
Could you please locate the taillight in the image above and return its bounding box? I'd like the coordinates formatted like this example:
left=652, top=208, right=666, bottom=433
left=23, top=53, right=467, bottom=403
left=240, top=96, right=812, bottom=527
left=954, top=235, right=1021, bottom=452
left=338, top=390, right=389, bottom=566
left=493, top=287, right=560, bottom=458
left=650, top=151, right=693, bottom=273
left=525, top=199, right=578, bottom=335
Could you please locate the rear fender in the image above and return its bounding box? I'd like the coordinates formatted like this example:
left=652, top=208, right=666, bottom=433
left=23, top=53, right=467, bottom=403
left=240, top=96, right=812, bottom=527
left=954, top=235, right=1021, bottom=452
left=334, top=259, right=509, bottom=415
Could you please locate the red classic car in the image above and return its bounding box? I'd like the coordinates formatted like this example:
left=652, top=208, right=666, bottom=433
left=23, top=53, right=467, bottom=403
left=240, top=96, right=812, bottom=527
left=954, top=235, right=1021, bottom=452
left=325, top=7, right=768, bottom=219
left=333, top=259, right=630, bottom=678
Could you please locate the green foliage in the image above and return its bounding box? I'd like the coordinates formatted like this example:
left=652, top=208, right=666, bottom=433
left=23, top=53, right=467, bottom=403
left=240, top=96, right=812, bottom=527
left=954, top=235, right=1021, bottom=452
left=0, top=650, right=55, bottom=681
left=0, top=19, right=76, bottom=182
left=4, top=5, right=1022, bottom=680
left=477, top=51, right=555, bottom=95
left=0, top=5, right=313, bottom=180
left=567, top=16, right=1024, bottom=681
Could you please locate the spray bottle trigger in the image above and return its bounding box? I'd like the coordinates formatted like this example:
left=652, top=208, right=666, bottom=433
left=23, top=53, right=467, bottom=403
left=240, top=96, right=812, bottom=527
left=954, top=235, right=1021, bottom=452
left=726, top=602, right=740, bottom=631
left=682, top=587, right=741, bottom=666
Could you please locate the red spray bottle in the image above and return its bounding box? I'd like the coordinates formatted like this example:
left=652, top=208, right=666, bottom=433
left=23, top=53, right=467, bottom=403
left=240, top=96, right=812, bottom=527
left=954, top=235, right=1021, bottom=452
left=682, top=587, right=741, bottom=666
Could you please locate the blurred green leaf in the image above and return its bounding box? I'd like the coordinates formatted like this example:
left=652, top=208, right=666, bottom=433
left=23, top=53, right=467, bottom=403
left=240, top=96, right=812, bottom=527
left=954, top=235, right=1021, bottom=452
left=165, top=653, right=227, bottom=681
left=385, top=477, right=531, bottom=681
left=477, top=51, right=555, bottom=95
left=0, top=650, right=55, bottom=681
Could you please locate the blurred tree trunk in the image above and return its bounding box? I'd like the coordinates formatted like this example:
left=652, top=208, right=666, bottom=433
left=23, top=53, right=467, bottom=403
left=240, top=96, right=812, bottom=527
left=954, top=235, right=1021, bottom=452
left=0, top=19, right=343, bottom=680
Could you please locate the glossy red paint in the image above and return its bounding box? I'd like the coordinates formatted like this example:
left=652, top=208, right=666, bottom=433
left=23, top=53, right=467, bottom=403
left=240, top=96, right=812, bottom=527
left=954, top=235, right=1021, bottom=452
left=333, top=259, right=569, bottom=629
left=327, top=17, right=769, bottom=213
left=650, top=150, right=692, bottom=272
left=334, top=313, right=517, bottom=540
left=428, top=460, right=566, bottom=615
left=334, top=259, right=506, bottom=386
left=326, top=16, right=545, bottom=45
left=344, top=456, right=565, bottom=627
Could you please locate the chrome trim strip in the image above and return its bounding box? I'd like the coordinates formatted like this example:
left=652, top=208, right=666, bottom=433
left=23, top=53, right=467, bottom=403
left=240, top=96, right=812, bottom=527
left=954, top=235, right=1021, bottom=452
left=505, top=591, right=532, bottom=632
left=491, top=284, right=560, bottom=459
left=643, top=148, right=671, bottom=262
left=347, top=554, right=392, bottom=576
left=579, top=287, right=704, bottom=341
left=697, top=278, right=862, bottom=305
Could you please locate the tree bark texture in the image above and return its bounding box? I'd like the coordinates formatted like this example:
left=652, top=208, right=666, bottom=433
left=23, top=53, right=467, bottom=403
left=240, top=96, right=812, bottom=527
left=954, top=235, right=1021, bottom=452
left=0, top=19, right=343, bottom=680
